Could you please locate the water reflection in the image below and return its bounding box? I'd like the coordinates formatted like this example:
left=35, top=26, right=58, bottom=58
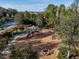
left=0, top=20, right=16, bottom=28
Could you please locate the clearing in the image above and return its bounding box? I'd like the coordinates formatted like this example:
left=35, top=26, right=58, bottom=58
left=16, top=29, right=61, bottom=59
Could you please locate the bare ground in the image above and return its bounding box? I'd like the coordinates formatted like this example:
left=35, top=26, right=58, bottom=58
left=16, top=29, right=61, bottom=59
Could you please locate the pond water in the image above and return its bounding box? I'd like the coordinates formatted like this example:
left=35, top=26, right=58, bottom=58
left=0, top=20, right=16, bottom=28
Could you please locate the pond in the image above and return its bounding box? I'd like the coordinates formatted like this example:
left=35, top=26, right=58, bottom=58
left=0, top=20, right=16, bottom=28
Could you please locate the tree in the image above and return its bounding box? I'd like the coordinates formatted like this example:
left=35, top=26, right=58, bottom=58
left=31, top=13, right=37, bottom=21
left=21, top=19, right=36, bottom=25
left=0, top=52, right=3, bottom=59
left=0, top=37, right=6, bottom=50
left=11, top=43, right=38, bottom=59
left=58, top=4, right=66, bottom=17
left=0, top=19, right=5, bottom=25
left=14, top=12, right=24, bottom=24
left=74, top=0, right=79, bottom=9
left=68, top=3, right=78, bottom=16
left=36, top=13, right=47, bottom=27
left=57, top=16, right=79, bottom=59
left=2, top=32, right=13, bottom=45
left=44, top=4, right=58, bottom=27
left=7, top=8, right=17, bottom=18
left=0, top=7, right=7, bottom=18
left=24, top=11, right=31, bottom=19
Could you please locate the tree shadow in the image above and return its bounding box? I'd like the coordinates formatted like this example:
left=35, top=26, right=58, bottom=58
left=17, top=31, right=53, bottom=41
left=28, top=40, right=42, bottom=45
left=33, top=42, right=60, bottom=54
left=27, top=31, right=53, bottom=40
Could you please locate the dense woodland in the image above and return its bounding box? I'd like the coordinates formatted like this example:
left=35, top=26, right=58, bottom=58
left=0, top=0, right=79, bottom=59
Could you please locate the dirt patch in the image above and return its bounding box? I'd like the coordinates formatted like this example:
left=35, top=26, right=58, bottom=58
left=16, top=29, right=61, bottom=59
